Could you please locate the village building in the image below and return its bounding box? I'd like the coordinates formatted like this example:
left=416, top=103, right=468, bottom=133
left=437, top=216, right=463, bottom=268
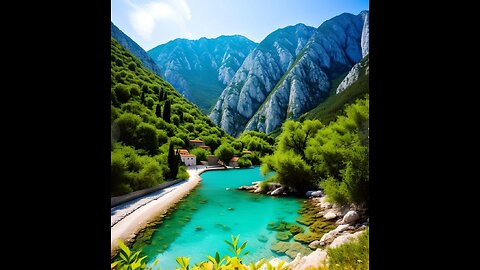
left=207, top=155, right=219, bottom=166
left=229, top=157, right=239, bottom=167
left=179, top=149, right=196, bottom=166
left=189, top=139, right=205, bottom=148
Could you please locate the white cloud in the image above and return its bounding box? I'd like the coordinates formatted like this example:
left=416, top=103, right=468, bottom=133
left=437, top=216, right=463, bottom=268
left=126, top=0, right=192, bottom=40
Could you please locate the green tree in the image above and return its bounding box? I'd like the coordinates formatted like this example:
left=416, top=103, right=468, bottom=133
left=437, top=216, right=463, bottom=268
left=155, top=104, right=162, bottom=118
left=163, top=99, right=171, bottom=123
left=190, top=148, right=210, bottom=164
left=128, top=62, right=136, bottom=71
left=167, top=142, right=179, bottom=179
left=262, top=151, right=315, bottom=193
left=237, top=157, right=252, bottom=168
left=114, top=84, right=130, bottom=103
left=135, top=123, right=159, bottom=155
left=114, top=113, right=141, bottom=146
left=172, top=114, right=180, bottom=126
left=140, top=90, right=145, bottom=104
left=214, top=143, right=235, bottom=165
left=277, top=119, right=324, bottom=159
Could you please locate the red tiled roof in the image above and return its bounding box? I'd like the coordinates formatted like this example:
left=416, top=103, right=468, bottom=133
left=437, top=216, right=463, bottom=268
left=180, top=154, right=196, bottom=157
left=230, top=157, right=239, bottom=162
left=189, top=139, right=203, bottom=143
left=199, top=145, right=210, bottom=149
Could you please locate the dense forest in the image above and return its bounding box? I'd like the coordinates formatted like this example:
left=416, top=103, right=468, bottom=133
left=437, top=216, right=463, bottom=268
left=111, top=38, right=274, bottom=196
left=261, top=95, right=369, bottom=207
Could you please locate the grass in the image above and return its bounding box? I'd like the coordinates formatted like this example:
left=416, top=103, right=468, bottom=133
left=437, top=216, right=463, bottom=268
left=327, top=228, right=369, bottom=270
left=298, top=55, right=369, bottom=124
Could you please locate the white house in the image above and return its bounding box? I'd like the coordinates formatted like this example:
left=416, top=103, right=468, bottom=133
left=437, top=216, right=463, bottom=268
left=179, top=149, right=196, bottom=166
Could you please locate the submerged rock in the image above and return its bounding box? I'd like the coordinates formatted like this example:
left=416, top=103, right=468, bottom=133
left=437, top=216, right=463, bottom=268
left=271, top=241, right=312, bottom=259
left=293, top=232, right=322, bottom=244
left=257, top=235, right=268, bottom=243
left=276, top=231, right=293, bottom=241
left=288, top=224, right=305, bottom=235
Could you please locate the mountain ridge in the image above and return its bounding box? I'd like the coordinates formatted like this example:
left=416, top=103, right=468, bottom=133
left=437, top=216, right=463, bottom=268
left=211, top=11, right=369, bottom=136
left=147, top=35, right=257, bottom=113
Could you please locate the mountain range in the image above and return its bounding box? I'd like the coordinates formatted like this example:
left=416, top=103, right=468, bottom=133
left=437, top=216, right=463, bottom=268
left=211, top=11, right=369, bottom=136
left=147, top=36, right=257, bottom=113
left=111, top=22, right=163, bottom=77
left=112, top=10, right=369, bottom=137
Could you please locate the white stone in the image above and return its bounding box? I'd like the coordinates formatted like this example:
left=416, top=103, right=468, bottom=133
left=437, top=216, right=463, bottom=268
left=270, top=187, right=284, bottom=196
left=329, top=232, right=361, bottom=249
left=289, top=249, right=327, bottom=270
left=342, top=211, right=360, bottom=224
left=324, top=212, right=337, bottom=220
left=308, top=240, right=322, bottom=249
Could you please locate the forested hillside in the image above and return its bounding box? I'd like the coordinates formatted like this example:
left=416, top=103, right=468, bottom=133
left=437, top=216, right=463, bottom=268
left=111, top=38, right=274, bottom=196
left=111, top=37, right=232, bottom=196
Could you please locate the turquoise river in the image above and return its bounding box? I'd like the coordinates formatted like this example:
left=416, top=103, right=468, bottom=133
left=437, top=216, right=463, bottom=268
left=133, top=167, right=305, bottom=269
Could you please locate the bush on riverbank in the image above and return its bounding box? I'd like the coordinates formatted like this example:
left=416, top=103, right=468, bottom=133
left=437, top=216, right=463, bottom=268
left=261, top=97, right=369, bottom=206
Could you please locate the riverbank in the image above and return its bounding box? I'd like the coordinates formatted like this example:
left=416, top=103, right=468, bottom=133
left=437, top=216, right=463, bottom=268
left=111, top=165, right=225, bottom=256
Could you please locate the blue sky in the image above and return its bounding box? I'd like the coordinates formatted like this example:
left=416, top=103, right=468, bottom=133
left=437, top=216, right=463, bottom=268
left=111, top=0, right=369, bottom=51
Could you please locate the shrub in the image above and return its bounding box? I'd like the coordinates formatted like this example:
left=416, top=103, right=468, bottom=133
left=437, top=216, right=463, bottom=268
left=114, top=84, right=130, bottom=103
left=177, top=166, right=189, bottom=180
left=114, top=113, right=141, bottom=146
left=214, top=143, right=235, bottom=164
left=128, top=62, right=136, bottom=71
left=145, top=97, right=155, bottom=109
left=237, top=157, right=252, bottom=168
left=115, top=59, right=123, bottom=66
left=135, top=123, right=159, bottom=155
left=130, top=85, right=141, bottom=97
left=190, top=148, right=209, bottom=164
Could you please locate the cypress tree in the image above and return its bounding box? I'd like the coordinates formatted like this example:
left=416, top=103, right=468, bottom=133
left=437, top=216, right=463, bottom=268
left=163, top=99, right=171, bottom=123
left=155, top=104, right=162, bottom=118
left=167, top=142, right=179, bottom=179
left=140, top=90, right=145, bottom=104
left=158, top=89, right=163, bottom=101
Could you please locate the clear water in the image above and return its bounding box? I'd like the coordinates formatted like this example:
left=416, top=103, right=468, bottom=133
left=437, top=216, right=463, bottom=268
left=134, top=167, right=304, bottom=269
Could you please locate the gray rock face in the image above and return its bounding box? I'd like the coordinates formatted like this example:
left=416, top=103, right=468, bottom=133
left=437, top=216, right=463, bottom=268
left=211, top=11, right=369, bottom=136
left=336, top=55, right=369, bottom=94
left=148, top=36, right=257, bottom=112
left=210, top=24, right=316, bottom=136
left=360, top=11, right=370, bottom=58
left=111, top=22, right=162, bottom=77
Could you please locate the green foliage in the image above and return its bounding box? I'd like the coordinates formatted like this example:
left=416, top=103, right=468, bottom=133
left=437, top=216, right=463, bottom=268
left=237, top=157, right=252, bottom=168
left=111, top=144, right=165, bottom=196
left=299, top=55, right=369, bottom=124
left=261, top=151, right=314, bottom=193
left=327, top=229, right=369, bottom=270
left=167, top=142, right=180, bottom=180
left=224, top=235, right=249, bottom=259
left=241, top=153, right=261, bottom=165
left=190, top=148, right=210, bottom=164
left=114, top=113, right=142, bottom=146
left=177, top=165, right=190, bottom=180
left=200, top=135, right=222, bottom=152
left=155, top=104, right=162, bottom=118
left=128, top=62, right=137, bottom=71
left=163, top=99, right=171, bottom=123
left=263, top=96, right=369, bottom=205
left=135, top=123, right=159, bottom=155
left=111, top=37, right=231, bottom=195
left=214, top=143, right=235, bottom=164
left=111, top=239, right=159, bottom=270
left=115, top=84, right=131, bottom=103
left=130, top=86, right=141, bottom=97
left=237, top=131, right=275, bottom=156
